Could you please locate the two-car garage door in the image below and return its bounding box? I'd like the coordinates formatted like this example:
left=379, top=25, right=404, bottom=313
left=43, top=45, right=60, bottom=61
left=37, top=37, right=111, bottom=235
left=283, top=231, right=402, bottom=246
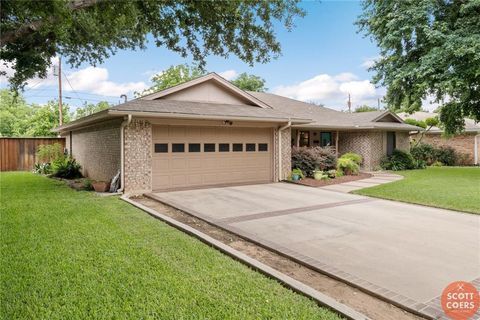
left=152, top=125, right=273, bottom=190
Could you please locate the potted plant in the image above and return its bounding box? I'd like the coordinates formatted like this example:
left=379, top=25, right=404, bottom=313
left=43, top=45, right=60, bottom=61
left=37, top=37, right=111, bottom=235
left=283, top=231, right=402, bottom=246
left=291, top=168, right=304, bottom=181
left=92, top=181, right=110, bottom=192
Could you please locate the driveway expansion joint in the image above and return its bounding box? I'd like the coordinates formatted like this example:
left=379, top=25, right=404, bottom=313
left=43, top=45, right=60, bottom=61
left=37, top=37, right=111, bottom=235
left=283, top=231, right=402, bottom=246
left=218, top=198, right=375, bottom=224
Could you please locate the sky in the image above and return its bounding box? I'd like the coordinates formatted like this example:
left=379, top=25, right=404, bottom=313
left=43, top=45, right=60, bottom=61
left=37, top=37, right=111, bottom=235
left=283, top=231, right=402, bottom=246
left=1, top=1, right=389, bottom=112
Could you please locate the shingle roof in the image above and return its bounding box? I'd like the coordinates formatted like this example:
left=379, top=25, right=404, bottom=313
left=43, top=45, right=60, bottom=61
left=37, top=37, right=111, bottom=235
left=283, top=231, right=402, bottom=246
left=398, top=111, right=480, bottom=133
left=110, top=99, right=307, bottom=122
left=249, top=92, right=421, bottom=131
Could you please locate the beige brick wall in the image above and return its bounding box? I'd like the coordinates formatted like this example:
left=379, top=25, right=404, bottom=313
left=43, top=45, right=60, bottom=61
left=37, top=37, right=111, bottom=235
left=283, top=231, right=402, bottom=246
left=124, top=119, right=152, bottom=194
left=413, top=132, right=477, bottom=164
left=281, top=128, right=291, bottom=180
left=338, top=130, right=410, bottom=171
left=68, top=119, right=122, bottom=181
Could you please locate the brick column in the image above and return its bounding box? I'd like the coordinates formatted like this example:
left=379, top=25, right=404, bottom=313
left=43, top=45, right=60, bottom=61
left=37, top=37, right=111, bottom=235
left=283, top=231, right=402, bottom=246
left=124, top=119, right=152, bottom=194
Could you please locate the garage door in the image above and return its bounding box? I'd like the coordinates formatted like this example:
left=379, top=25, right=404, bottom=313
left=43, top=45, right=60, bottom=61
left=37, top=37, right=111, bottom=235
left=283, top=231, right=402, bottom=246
left=152, top=125, right=273, bottom=190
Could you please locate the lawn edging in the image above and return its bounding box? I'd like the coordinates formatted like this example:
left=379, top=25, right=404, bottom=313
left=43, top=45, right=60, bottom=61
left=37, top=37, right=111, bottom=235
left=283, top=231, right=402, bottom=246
left=121, top=195, right=370, bottom=320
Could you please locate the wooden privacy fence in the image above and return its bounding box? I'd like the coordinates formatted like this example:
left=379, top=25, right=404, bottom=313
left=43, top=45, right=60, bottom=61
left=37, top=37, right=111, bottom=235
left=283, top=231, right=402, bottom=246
left=0, top=138, right=65, bottom=171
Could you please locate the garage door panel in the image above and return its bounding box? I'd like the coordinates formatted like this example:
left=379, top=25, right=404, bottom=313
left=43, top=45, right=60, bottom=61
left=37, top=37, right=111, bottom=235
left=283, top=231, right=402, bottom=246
left=152, top=125, right=273, bottom=190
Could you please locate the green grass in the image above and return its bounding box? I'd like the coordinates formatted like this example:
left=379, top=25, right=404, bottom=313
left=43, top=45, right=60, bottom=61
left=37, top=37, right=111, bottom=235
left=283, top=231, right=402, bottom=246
left=0, top=172, right=340, bottom=320
left=353, top=167, right=480, bottom=214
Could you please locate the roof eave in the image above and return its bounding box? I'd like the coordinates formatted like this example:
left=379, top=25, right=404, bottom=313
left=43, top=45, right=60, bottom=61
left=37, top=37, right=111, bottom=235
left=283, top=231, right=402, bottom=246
left=109, top=110, right=311, bottom=124
left=52, top=110, right=119, bottom=133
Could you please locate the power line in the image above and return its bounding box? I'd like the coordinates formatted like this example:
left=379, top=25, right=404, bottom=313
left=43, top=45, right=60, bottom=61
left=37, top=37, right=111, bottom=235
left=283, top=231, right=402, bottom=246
left=62, top=71, right=84, bottom=104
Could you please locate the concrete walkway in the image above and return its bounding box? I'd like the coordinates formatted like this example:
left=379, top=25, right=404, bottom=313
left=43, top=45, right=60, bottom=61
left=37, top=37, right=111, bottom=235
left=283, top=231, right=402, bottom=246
left=320, top=172, right=403, bottom=193
left=147, top=182, right=480, bottom=320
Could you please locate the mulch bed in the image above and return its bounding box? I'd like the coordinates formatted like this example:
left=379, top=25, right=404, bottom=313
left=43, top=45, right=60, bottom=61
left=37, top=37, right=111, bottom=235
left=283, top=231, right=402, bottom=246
left=288, top=172, right=373, bottom=187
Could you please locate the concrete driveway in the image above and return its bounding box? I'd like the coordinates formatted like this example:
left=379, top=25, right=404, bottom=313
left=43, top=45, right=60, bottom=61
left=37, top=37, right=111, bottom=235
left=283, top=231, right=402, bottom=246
left=147, top=183, right=480, bottom=319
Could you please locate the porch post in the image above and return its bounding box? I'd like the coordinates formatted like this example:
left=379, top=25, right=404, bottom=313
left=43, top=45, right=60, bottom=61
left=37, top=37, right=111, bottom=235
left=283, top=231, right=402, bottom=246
left=335, top=130, right=339, bottom=157
left=296, top=129, right=300, bottom=147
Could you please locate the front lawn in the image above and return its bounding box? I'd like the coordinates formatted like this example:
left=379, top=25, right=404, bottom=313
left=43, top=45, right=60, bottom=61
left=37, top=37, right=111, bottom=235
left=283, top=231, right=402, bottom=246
left=353, top=167, right=480, bottom=214
left=0, top=172, right=340, bottom=319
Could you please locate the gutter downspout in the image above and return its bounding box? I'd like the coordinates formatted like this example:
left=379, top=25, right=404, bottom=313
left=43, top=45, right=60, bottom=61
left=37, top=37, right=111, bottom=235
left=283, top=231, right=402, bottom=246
left=118, top=114, right=132, bottom=193
left=475, top=133, right=479, bottom=165
left=278, top=120, right=292, bottom=181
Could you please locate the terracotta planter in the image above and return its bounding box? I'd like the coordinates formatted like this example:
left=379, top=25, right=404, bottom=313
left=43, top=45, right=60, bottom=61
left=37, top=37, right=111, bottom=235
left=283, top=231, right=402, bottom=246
left=92, top=181, right=109, bottom=192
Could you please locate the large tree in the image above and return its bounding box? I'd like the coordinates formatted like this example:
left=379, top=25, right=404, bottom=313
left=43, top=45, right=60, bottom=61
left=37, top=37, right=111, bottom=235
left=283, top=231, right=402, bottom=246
left=74, top=101, right=110, bottom=119
left=357, top=0, right=480, bottom=134
left=138, top=65, right=267, bottom=97
left=231, top=72, right=267, bottom=92
left=1, top=0, right=304, bottom=90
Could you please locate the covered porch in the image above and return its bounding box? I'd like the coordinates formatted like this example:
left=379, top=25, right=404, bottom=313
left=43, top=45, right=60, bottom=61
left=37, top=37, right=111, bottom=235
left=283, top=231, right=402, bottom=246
left=291, top=128, right=405, bottom=170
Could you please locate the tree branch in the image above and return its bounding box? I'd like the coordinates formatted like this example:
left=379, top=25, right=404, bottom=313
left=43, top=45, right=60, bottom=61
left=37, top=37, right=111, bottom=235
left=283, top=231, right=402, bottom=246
left=0, top=0, right=102, bottom=46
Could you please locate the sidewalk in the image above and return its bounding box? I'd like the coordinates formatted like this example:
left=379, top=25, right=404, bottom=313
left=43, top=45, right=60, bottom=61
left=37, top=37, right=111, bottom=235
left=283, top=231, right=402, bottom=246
left=319, top=172, right=403, bottom=193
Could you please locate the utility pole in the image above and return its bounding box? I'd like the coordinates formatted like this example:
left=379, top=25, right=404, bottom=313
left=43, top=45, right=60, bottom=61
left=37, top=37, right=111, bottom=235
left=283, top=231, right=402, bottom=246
left=347, top=94, right=352, bottom=113
left=58, top=57, right=63, bottom=126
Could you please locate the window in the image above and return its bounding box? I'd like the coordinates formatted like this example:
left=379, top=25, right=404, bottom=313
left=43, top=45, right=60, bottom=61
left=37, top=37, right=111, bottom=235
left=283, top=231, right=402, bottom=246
left=233, top=143, right=243, bottom=152
left=172, top=143, right=185, bottom=153
left=204, top=143, right=216, bottom=152
left=258, top=143, right=268, bottom=152
left=320, top=132, right=332, bottom=147
left=188, top=143, right=200, bottom=152
left=219, top=143, right=230, bottom=152
left=299, top=131, right=310, bottom=147
left=387, top=132, right=396, bottom=156
left=246, top=143, right=256, bottom=152
left=154, top=143, right=168, bottom=153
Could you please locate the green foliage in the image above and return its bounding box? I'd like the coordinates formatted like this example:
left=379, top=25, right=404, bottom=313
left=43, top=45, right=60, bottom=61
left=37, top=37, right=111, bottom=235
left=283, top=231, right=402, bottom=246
left=425, top=117, right=439, bottom=128
left=380, top=150, right=416, bottom=171
left=404, top=118, right=427, bottom=129
left=291, top=168, right=305, bottom=179
left=1, top=1, right=305, bottom=89
left=51, top=157, right=82, bottom=179
left=291, top=146, right=337, bottom=177
left=340, top=152, right=363, bottom=165
left=74, top=101, right=110, bottom=119
left=0, top=90, right=70, bottom=137
left=327, top=169, right=337, bottom=178
left=354, top=105, right=378, bottom=113
left=0, top=89, right=33, bottom=136
left=230, top=73, right=267, bottom=92
left=336, top=158, right=360, bottom=176
left=411, top=143, right=457, bottom=166
left=357, top=1, right=480, bottom=134
left=33, top=163, right=52, bottom=175
left=137, top=64, right=206, bottom=97
left=26, top=101, right=71, bottom=137
left=431, top=161, right=443, bottom=167
left=83, top=178, right=93, bottom=191
left=36, top=143, right=65, bottom=164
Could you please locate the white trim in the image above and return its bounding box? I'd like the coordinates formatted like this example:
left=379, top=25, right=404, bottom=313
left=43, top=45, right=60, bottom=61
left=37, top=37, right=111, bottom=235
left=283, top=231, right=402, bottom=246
left=118, top=114, right=132, bottom=193
left=475, top=134, right=479, bottom=165
left=371, top=111, right=404, bottom=123
left=139, top=73, right=272, bottom=109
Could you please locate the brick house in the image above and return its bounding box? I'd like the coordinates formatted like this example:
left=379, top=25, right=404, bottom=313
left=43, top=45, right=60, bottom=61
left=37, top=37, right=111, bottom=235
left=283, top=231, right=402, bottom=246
left=54, top=73, right=420, bottom=194
left=399, top=112, right=480, bottom=165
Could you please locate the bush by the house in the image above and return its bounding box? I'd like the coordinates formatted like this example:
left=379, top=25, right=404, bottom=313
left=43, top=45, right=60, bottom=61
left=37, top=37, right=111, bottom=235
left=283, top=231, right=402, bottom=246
left=340, top=152, right=362, bottom=165
left=36, top=143, right=65, bottom=164
left=33, top=162, right=52, bottom=175
left=51, top=157, right=82, bottom=179
left=380, top=149, right=418, bottom=171
left=291, top=146, right=336, bottom=177
left=411, top=143, right=457, bottom=166
left=337, top=157, right=360, bottom=175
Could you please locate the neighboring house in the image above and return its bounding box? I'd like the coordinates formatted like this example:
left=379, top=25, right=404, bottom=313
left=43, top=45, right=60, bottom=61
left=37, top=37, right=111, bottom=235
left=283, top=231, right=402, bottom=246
left=398, top=112, right=480, bottom=165
left=54, top=73, right=420, bottom=194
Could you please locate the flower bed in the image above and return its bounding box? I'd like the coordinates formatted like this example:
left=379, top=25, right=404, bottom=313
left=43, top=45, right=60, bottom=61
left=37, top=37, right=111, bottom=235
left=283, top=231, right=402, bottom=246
left=288, top=172, right=372, bottom=187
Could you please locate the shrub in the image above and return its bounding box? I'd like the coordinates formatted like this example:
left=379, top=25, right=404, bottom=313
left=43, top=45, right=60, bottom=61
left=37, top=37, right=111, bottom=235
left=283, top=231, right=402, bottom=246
left=291, top=146, right=336, bottom=177
left=413, top=159, right=427, bottom=169
left=340, top=152, right=362, bottom=165
left=411, top=143, right=436, bottom=165
left=83, top=178, right=93, bottom=190
left=337, top=157, right=360, bottom=175
left=431, top=161, right=443, bottom=167
left=52, top=157, right=82, bottom=179
left=33, top=163, right=52, bottom=175
left=380, top=149, right=415, bottom=171
left=36, top=143, right=65, bottom=164
left=327, top=169, right=337, bottom=178
left=435, top=147, right=456, bottom=166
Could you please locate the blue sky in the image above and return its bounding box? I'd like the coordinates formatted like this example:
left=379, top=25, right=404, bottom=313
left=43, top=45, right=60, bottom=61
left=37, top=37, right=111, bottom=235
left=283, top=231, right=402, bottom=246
left=1, top=1, right=386, bottom=111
